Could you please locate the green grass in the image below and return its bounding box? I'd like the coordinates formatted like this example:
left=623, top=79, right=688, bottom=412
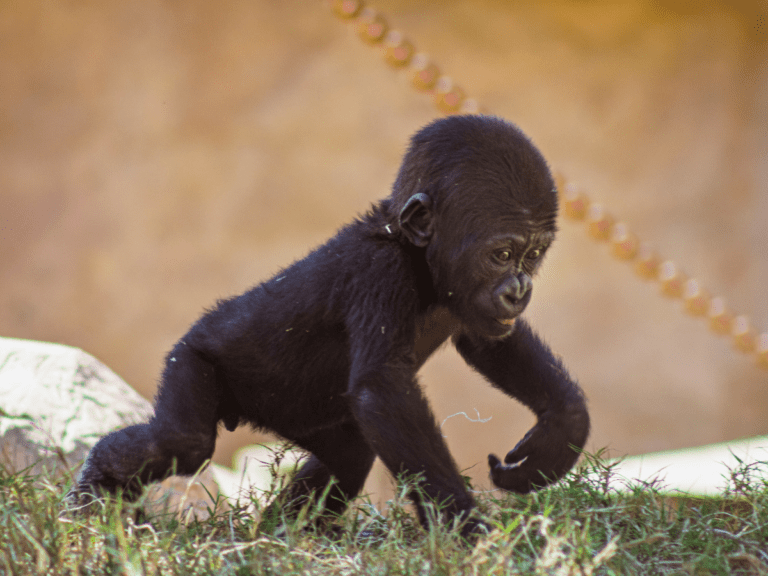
left=1, top=452, right=767, bottom=575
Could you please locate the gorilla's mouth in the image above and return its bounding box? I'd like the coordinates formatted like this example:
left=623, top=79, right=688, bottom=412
left=497, top=317, right=516, bottom=326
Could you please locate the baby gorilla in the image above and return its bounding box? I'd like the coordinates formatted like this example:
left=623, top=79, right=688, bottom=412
left=69, top=115, right=589, bottom=539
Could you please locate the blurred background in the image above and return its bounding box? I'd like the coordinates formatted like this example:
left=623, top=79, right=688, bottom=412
left=1, top=0, right=766, bottom=499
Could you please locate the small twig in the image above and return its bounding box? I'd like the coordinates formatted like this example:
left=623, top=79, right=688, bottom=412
left=440, top=409, right=491, bottom=437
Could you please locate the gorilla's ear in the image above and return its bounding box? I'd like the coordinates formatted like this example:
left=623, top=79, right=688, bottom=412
left=398, top=193, right=434, bottom=248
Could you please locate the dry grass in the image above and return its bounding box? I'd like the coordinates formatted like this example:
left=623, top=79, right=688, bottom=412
left=1, top=451, right=767, bottom=575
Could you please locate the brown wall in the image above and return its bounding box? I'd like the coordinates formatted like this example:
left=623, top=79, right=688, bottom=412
left=1, top=0, right=766, bottom=496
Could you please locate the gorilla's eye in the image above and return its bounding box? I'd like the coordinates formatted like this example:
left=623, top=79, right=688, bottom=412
left=494, top=250, right=513, bottom=263
left=526, top=248, right=542, bottom=260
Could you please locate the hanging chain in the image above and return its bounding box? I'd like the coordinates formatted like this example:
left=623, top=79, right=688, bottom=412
left=327, top=0, right=768, bottom=370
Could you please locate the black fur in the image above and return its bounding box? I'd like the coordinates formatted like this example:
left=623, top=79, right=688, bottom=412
left=69, top=115, right=589, bottom=539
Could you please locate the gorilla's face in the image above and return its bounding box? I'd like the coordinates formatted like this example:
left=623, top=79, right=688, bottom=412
left=436, top=221, right=554, bottom=339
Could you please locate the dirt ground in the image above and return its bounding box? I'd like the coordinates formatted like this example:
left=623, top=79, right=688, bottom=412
left=1, top=0, right=766, bottom=498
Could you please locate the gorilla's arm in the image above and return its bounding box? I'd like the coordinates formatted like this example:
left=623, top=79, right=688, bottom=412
left=344, top=291, right=482, bottom=537
left=454, top=319, right=589, bottom=493
left=347, top=356, right=476, bottom=523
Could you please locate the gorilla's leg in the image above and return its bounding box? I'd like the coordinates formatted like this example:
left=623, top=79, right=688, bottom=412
left=265, top=420, right=376, bottom=522
left=72, top=342, right=221, bottom=502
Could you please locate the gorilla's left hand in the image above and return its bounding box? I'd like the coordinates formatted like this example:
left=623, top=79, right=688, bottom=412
left=488, top=405, right=589, bottom=493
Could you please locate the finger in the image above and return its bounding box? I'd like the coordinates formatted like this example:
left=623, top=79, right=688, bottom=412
left=488, top=453, right=501, bottom=468
left=490, top=464, right=535, bottom=494
left=504, top=441, right=534, bottom=464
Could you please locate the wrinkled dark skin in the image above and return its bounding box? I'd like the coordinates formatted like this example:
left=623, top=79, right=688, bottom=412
left=68, top=115, right=589, bottom=540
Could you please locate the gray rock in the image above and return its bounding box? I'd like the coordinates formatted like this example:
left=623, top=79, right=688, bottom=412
left=0, top=337, right=152, bottom=476
left=0, top=337, right=226, bottom=519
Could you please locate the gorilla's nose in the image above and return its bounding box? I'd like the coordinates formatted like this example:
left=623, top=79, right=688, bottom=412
left=497, top=274, right=532, bottom=312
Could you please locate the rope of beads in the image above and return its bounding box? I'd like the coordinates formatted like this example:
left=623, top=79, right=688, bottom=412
left=328, top=0, right=768, bottom=370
